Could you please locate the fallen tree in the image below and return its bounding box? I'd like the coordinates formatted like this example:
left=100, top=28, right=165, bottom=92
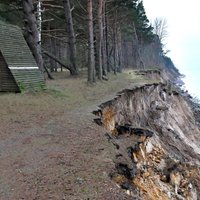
left=42, top=49, right=74, bottom=75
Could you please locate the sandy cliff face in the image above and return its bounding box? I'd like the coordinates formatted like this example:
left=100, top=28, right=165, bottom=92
left=93, top=71, right=200, bottom=200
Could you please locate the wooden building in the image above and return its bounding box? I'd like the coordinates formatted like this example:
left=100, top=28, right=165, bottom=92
left=0, top=21, right=45, bottom=92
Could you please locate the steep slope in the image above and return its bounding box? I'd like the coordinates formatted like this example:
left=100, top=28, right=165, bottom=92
left=94, top=71, right=200, bottom=200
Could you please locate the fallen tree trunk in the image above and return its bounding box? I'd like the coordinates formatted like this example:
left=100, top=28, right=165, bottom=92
left=42, top=50, right=71, bottom=72
left=44, top=64, right=54, bottom=80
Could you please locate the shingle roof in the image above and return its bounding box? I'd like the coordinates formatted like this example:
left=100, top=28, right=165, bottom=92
left=0, top=21, right=45, bottom=92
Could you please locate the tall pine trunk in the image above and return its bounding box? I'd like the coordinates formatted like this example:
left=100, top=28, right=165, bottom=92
left=113, top=9, right=118, bottom=74
left=132, top=22, right=145, bottom=69
left=102, top=0, right=107, bottom=75
left=117, top=28, right=123, bottom=72
left=97, top=0, right=103, bottom=80
left=87, top=0, right=95, bottom=83
left=104, top=1, right=110, bottom=72
left=63, top=0, right=78, bottom=75
left=23, top=0, right=44, bottom=72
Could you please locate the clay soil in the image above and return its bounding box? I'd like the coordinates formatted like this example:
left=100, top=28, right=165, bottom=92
left=0, top=71, right=141, bottom=200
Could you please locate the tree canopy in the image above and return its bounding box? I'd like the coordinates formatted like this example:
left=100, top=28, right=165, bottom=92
left=0, top=0, right=178, bottom=81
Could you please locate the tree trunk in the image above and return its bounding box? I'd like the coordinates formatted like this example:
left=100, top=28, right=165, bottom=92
left=36, top=0, right=42, bottom=45
left=53, top=34, right=58, bottom=72
left=43, top=50, right=71, bottom=71
left=102, top=0, right=107, bottom=75
left=50, top=34, right=58, bottom=72
left=97, top=0, right=103, bottom=80
left=117, top=28, right=123, bottom=72
left=87, top=0, right=96, bottom=83
left=123, top=40, right=128, bottom=68
left=132, top=22, right=145, bottom=69
left=22, top=0, right=44, bottom=72
left=113, top=9, right=118, bottom=74
left=104, top=1, right=110, bottom=72
left=63, top=0, right=78, bottom=75
left=93, top=18, right=98, bottom=74
left=44, top=64, right=54, bottom=80
left=48, top=22, right=55, bottom=72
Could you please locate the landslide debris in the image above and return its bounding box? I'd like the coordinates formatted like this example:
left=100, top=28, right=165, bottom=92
left=93, top=70, right=200, bottom=200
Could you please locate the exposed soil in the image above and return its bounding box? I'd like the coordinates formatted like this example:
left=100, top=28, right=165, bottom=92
left=95, top=80, right=200, bottom=200
left=0, top=71, right=143, bottom=200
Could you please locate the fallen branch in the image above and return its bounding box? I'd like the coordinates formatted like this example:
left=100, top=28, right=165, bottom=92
left=42, top=49, right=71, bottom=72
left=43, top=4, right=63, bottom=9
left=44, top=64, right=54, bottom=80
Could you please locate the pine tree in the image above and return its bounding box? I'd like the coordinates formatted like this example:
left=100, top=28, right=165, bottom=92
left=63, top=0, right=79, bottom=75
left=135, top=0, right=154, bottom=42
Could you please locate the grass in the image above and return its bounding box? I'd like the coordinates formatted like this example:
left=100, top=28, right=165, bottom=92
left=0, top=70, right=154, bottom=108
left=0, top=69, right=159, bottom=137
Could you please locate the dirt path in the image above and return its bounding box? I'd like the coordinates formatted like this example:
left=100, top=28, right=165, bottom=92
left=0, top=72, right=138, bottom=200
left=0, top=109, right=114, bottom=199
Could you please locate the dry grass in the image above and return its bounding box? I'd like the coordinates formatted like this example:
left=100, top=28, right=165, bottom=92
left=0, top=69, right=155, bottom=138
left=0, top=71, right=135, bottom=117
left=0, top=71, right=126, bottom=135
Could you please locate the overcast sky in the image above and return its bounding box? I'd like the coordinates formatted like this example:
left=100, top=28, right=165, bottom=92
left=143, top=0, right=200, bottom=98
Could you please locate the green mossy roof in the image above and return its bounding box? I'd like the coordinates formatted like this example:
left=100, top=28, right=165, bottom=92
left=0, top=21, right=45, bottom=92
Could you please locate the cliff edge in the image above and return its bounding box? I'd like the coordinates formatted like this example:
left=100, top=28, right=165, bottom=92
left=94, top=70, right=200, bottom=200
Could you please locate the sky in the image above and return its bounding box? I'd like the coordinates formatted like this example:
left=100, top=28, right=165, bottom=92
left=143, top=0, right=200, bottom=98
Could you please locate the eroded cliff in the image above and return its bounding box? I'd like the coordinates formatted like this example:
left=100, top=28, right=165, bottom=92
left=93, top=70, right=200, bottom=200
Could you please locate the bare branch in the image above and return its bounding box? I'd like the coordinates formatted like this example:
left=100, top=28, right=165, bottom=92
left=43, top=4, right=63, bottom=9
left=153, top=17, right=168, bottom=44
